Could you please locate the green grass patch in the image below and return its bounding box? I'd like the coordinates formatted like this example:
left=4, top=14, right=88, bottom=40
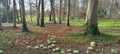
left=64, top=31, right=118, bottom=44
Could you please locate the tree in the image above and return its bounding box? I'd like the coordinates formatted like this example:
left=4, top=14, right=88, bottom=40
left=59, top=0, right=63, bottom=24
left=6, top=0, right=10, bottom=23
left=63, top=0, right=67, bottom=20
left=21, top=0, right=29, bottom=32
left=0, top=7, right=2, bottom=31
left=19, top=0, right=22, bottom=23
left=13, top=0, right=17, bottom=28
left=40, top=0, right=44, bottom=27
left=36, top=0, right=41, bottom=26
left=49, top=0, right=56, bottom=23
left=66, top=0, right=71, bottom=26
left=29, top=0, right=33, bottom=22
left=85, top=0, right=100, bottom=36
left=0, top=0, right=3, bottom=31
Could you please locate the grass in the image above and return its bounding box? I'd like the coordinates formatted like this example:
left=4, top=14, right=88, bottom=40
left=63, top=19, right=120, bottom=44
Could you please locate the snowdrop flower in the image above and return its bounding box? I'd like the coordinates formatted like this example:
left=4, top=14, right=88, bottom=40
left=90, top=42, right=95, bottom=47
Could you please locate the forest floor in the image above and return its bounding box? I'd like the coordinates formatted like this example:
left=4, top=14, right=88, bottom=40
left=0, top=20, right=120, bottom=54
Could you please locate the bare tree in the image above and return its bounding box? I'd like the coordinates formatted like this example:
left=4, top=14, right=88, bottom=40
left=59, top=0, right=63, bottom=24
left=40, top=0, right=44, bottom=27
left=6, top=0, right=10, bottom=23
left=21, top=0, right=29, bottom=32
left=13, top=0, right=17, bottom=28
left=49, top=0, right=56, bottom=23
left=29, top=0, right=33, bottom=22
left=66, top=0, right=71, bottom=26
left=36, top=0, right=41, bottom=26
left=0, top=8, right=2, bottom=31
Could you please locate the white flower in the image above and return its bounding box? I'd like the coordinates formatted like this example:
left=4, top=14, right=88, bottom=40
left=88, top=47, right=93, bottom=50
left=61, top=50, right=65, bottom=54
left=51, top=44, right=56, bottom=48
left=34, top=46, right=39, bottom=49
left=67, top=49, right=72, bottom=53
left=40, top=44, right=44, bottom=48
left=90, top=42, right=95, bottom=47
left=43, top=47, right=47, bottom=50
left=52, top=41, right=56, bottom=44
left=111, top=49, right=117, bottom=54
left=0, top=50, right=3, bottom=53
left=27, top=46, right=31, bottom=48
left=73, top=50, right=79, bottom=54
left=55, top=47, right=60, bottom=52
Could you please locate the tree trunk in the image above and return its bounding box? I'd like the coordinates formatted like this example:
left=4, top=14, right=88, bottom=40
left=49, top=0, right=56, bottom=23
left=13, top=0, right=17, bottom=28
left=66, top=0, right=71, bottom=26
left=19, top=0, right=22, bottom=23
left=85, top=0, right=100, bottom=36
left=71, top=0, right=76, bottom=20
left=40, top=0, right=44, bottom=27
left=29, top=0, right=33, bottom=22
left=21, top=0, right=29, bottom=32
left=49, top=0, right=52, bottom=21
left=59, top=0, right=62, bottom=24
left=37, top=0, right=41, bottom=26
left=6, top=0, right=10, bottom=23
left=63, top=0, right=67, bottom=20
left=0, top=9, right=2, bottom=31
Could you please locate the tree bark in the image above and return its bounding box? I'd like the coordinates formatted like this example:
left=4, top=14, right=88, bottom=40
left=37, top=0, right=41, bottom=26
left=19, top=0, right=22, bottom=23
left=13, top=0, right=17, bottom=28
left=6, top=0, right=10, bottom=23
left=66, top=0, right=71, bottom=26
left=59, top=0, right=62, bottom=24
left=29, top=0, right=33, bottom=22
left=49, top=0, right=56, bottom=23
left=0, top=9, right=2, bottom=31
left=49, top=0, right=52, bottom=21
left=63, top=0, right=67, bottom=20
left=40, top=0, right=44, bottom=27
left=21, top=0, right=29, bottom=32
left=85, top=0, right=100, bottom=36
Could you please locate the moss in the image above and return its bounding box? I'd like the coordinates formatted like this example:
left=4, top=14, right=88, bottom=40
left=85, top=23, right=100, bottom=36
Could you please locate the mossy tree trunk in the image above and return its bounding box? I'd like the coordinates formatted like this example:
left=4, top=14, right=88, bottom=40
left=85, top=0, right=100, bottom=36
left=21, top=0, right=29, bottom=32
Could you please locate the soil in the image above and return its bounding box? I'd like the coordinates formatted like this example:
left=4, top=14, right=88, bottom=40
left=1, top=23, right=120, bottom=54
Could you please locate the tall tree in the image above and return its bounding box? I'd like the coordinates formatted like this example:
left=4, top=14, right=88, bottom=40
left=40, top=0, right=44, bottom=27
left=21, top=0, right=29, bottom=32
left=49, top=0, right=52, bottom=21
left=59, top=0, right=63, bottom=24
left=0, top=0, right=3, bottom=31
left=66, top=0, right=71, bottom=26
left=29, top=0, right=33, bottom=22
left=63, top=0, right=67, bottom=20
left=36, top=0, right=41, bottom=26
left=85, top=0, right=100, bottom=36
left=19, top=0, right=22, bottom=23
left=49, top=0, right=56, bottom=23
left=13, top=0, right=17, bottom=28
left=6, top=0, right=10, bottom=23
left=0, top=6, right=2, bottom=31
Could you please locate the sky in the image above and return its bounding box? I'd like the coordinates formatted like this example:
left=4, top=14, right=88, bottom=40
left=9, top=0, right=82, bottom=11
